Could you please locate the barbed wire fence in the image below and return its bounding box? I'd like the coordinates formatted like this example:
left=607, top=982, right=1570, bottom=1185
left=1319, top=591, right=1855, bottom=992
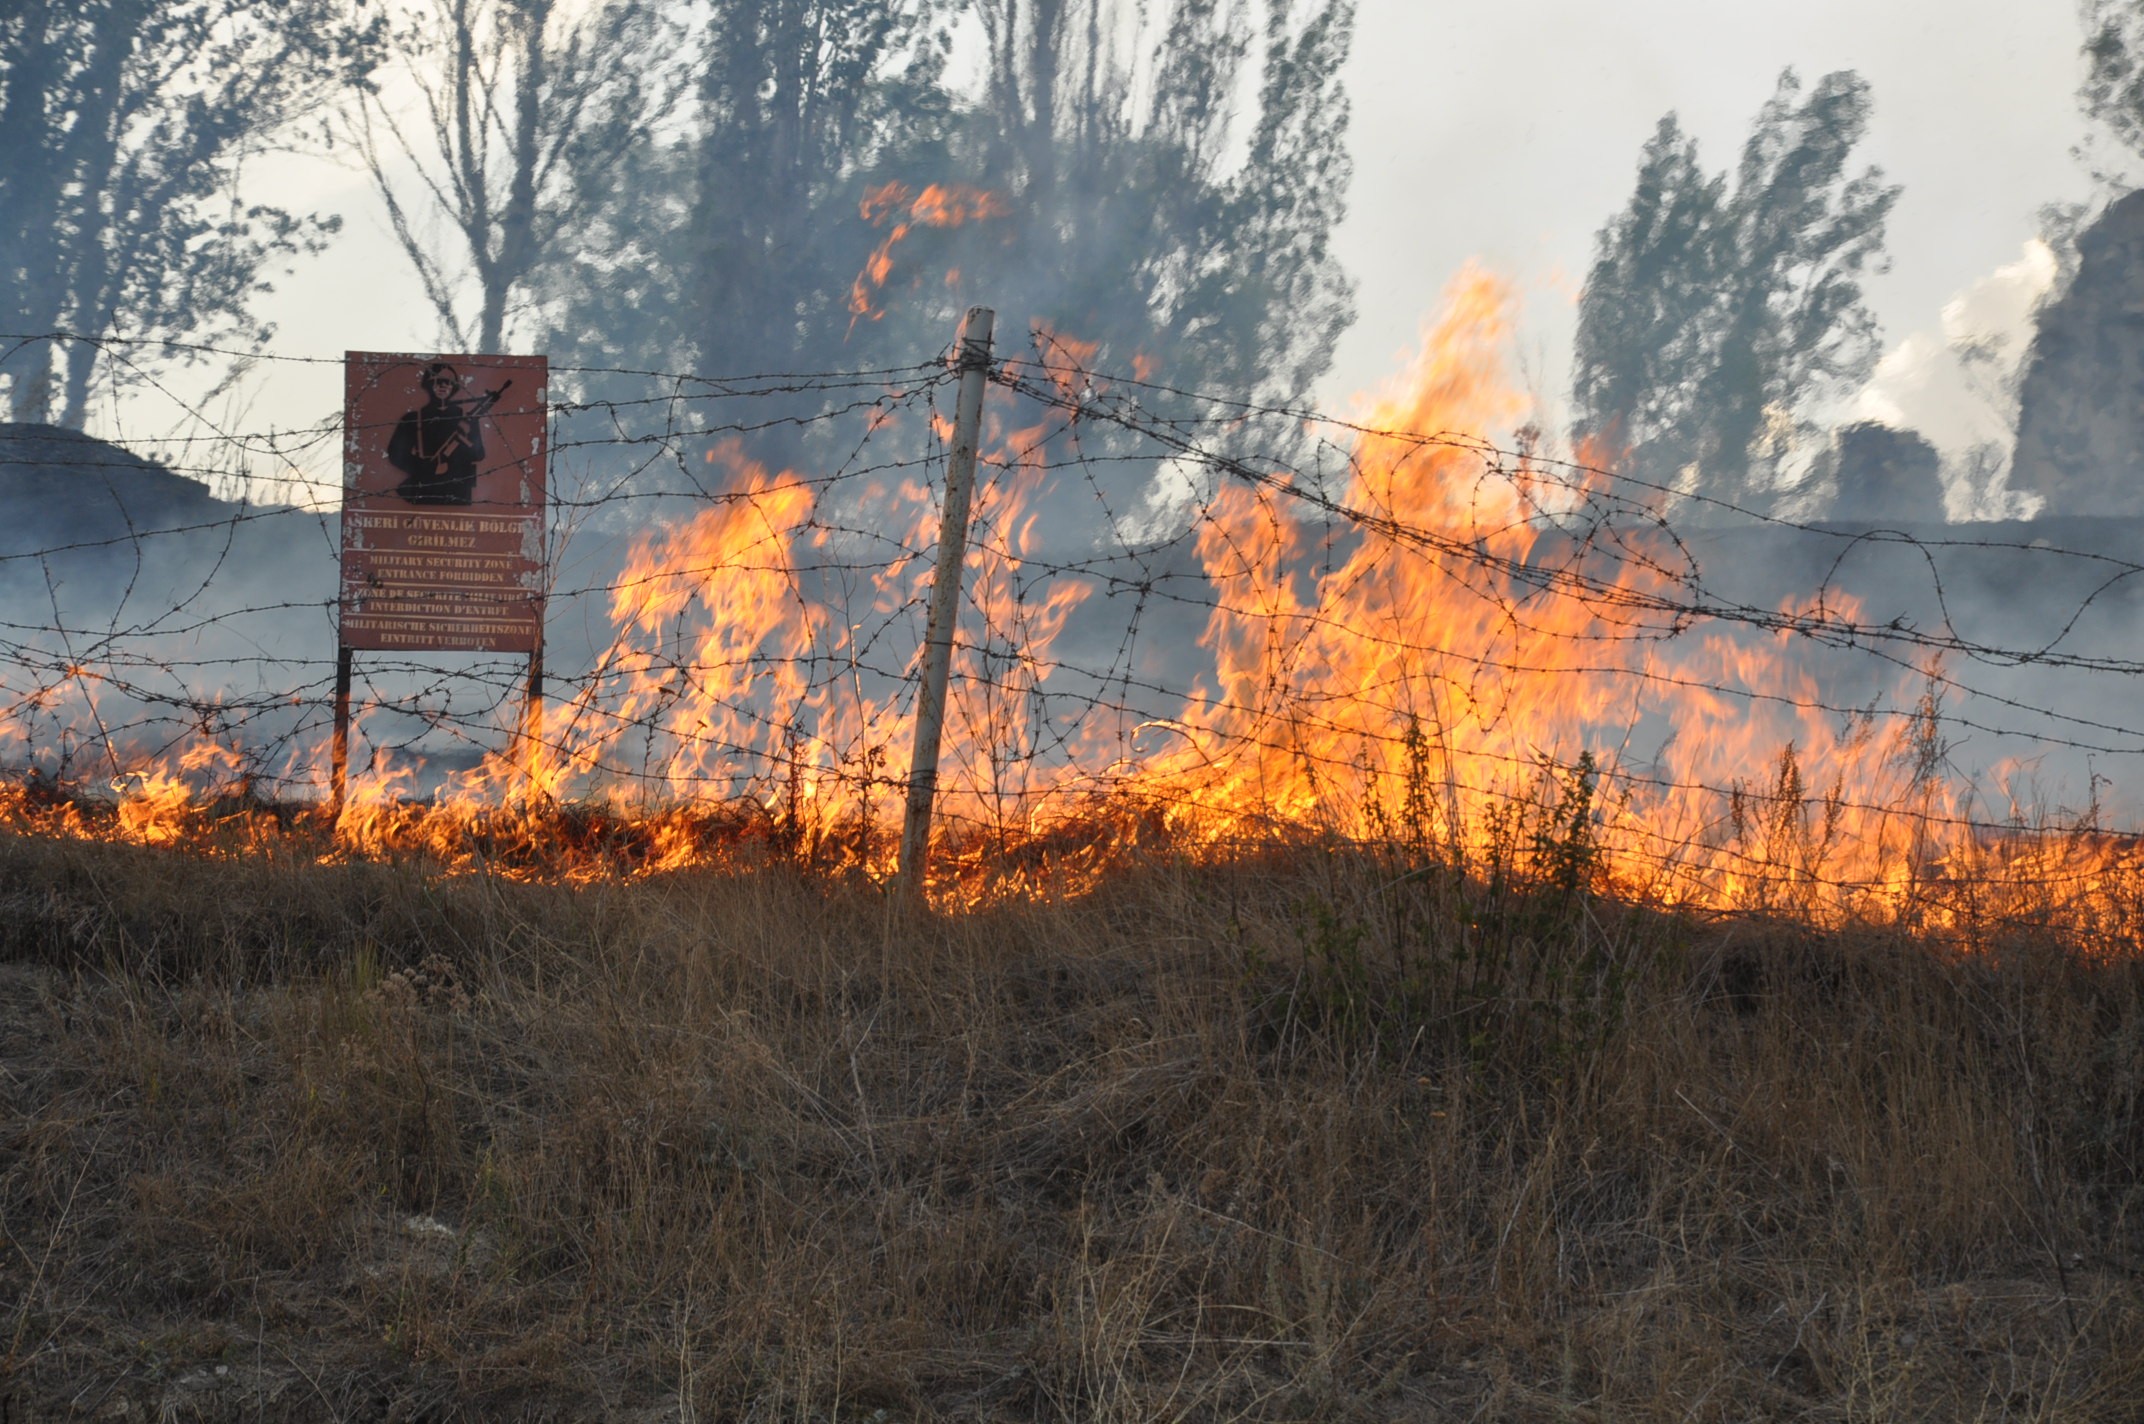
left=2, top=325, right=2143, bottom=916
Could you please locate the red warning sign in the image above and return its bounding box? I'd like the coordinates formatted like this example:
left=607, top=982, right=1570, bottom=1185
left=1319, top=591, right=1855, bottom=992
left=340, top=352, right=547, bottom=652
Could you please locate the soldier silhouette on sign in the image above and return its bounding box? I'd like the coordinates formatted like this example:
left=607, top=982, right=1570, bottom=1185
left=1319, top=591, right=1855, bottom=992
left=386, top=363, right=511, bottom=506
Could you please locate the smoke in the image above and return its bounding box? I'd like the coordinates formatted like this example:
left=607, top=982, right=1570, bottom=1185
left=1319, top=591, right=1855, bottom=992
left=1850, top=239, right=2059, bottom=521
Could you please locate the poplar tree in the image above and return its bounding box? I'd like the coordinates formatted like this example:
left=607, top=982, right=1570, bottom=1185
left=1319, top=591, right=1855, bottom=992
left=1572, top=69, right=1898, bottom=511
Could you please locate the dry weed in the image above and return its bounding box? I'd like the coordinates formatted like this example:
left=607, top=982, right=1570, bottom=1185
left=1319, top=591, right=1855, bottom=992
left=0, top=832, right=2139, bottom=1420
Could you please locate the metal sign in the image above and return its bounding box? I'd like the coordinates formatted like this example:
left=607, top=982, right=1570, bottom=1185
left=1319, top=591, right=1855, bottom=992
left=340, top=352, right=548, bottom=652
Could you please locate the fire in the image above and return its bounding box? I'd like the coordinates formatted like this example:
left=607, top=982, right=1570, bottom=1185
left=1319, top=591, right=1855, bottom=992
left=848, top=182, right=1010, bottom=329
left=1108, top=267, right=2133, bottom=924
left=295, top=403, right=1096, bottom=885
left=6, top=258, right=2140, bottom=931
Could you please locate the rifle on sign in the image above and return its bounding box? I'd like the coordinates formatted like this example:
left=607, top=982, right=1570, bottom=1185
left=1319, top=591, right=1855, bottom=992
left=430, top=381, right=512, bottom=475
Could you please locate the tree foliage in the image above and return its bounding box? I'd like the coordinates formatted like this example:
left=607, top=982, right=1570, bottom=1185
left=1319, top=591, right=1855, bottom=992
left=1572, top=69, right=1898, bottom=512
left=2080, top=0, right=2144, bottom=167
left=0, top=0, right=374, bottom=428
left=542, top=0, right=1355, bottom=413
left=960, top=0, right=1356, bottom=405
left=351, top=0, right=677, bottom=354
left=670, top=0, right=953, bottom=375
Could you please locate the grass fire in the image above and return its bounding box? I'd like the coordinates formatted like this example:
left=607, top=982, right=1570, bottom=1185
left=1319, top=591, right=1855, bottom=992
left=5, top=271, right=2144, bottom=1419
left=7, top=1, right=2144, bottom=1416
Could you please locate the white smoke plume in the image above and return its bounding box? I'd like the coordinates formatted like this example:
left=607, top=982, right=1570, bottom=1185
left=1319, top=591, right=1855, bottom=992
left=1851, top=239, right=2059, bottom=521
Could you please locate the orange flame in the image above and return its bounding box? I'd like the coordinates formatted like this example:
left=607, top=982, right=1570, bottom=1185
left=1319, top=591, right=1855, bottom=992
left=847, top=182, right=1010, bottom=329
left=7, top=261, right=2140, bottom=930
left=1106, top=267, right=2093, bottom=921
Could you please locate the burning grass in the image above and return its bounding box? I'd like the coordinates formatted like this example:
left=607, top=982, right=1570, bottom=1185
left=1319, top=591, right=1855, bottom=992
left=4, top=268, right=2144, bottom=1416
left=12, top=269, right=2135, bottom=936
left=2, top=813, right=2141, bottom=1421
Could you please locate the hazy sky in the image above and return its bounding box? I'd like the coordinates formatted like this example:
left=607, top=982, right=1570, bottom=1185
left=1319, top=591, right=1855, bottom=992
left=224, top=0, right=2106, bottom=473
left=1328, top=0, right=2101, bottom=417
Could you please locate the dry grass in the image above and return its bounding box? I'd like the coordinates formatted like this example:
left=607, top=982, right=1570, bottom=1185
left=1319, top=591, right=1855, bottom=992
left=1, top=825, right=2141, bottom=1422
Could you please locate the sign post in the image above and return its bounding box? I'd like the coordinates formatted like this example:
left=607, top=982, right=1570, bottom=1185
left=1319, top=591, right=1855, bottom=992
left=335, top=352, right=549, bottom=809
